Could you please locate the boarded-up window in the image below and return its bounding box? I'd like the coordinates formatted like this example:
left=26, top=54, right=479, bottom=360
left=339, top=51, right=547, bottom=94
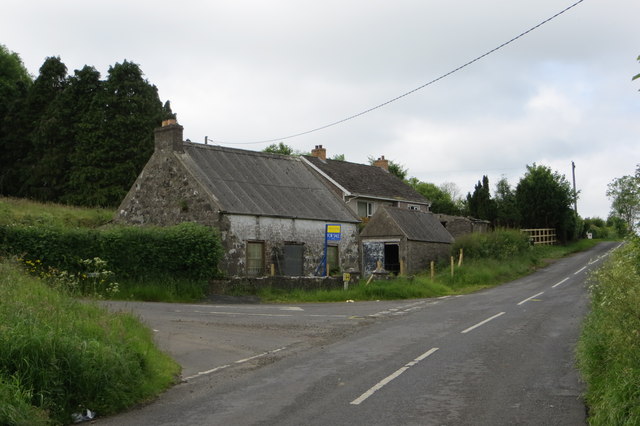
left=327, top=245, right=339, bottom=274
left=283, top=243, right=304, bottom=276
left=246, top=241, right=264, bottom=276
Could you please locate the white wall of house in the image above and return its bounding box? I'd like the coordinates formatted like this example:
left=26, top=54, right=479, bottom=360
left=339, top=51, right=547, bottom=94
left=223, top=214, right=359, bottom=276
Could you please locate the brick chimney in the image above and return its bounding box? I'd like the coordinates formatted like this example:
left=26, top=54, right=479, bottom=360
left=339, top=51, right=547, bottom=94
left=373, top=155, right=389, bottom=171
left=155, top=120, right=184, bottom=153
left=311, top=145, right=327, bottom=160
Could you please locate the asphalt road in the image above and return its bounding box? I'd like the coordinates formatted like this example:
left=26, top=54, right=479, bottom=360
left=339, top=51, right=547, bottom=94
left=97, top=242, right=619, bottom=425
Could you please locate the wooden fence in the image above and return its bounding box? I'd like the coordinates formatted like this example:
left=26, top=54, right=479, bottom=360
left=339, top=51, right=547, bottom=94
left=521, top=228, right=557, bottom=245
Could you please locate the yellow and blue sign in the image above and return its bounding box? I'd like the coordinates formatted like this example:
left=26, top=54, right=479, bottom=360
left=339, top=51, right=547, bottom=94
left=326, top=224, right=341, bottom=241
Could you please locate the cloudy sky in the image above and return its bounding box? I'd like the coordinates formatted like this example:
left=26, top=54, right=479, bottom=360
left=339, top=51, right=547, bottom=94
left=2, top=0, right=638, bottom=219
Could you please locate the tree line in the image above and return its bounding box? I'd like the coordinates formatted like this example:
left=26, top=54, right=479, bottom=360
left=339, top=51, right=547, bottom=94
left=0, top=45, right=174, bottom=207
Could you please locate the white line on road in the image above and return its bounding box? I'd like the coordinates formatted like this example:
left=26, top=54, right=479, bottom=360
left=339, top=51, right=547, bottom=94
left=183, top=346, right=288, bottom=381
left=552, top=277, right=570, bottom=288
left=461, top=312, right=506, bottom=334
left=350, top=348, right=439, bottom=405
left=517, top=292, right=545, bottom=306
left=574, top=266, right=587, bottom=275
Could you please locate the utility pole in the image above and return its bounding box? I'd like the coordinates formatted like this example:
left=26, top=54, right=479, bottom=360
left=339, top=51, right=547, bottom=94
left=571, top=161, right=578, bottom=214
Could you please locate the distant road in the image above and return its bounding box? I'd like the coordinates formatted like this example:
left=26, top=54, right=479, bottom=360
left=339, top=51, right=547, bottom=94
left=98, top=242, right=619, bottom=425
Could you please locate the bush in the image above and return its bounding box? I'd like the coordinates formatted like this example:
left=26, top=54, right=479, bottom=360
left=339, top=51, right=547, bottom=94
left=452, top=229, right=531, bottom=260
left=0, top=222, right=223, bottom=281
left=578, top=239, right=640, bottom=424
left=0, top=260, right=180, bottom=424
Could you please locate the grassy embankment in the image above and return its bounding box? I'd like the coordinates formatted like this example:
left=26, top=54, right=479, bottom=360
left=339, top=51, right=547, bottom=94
left=578, top=237, right=640, bottom=425
left=0, top=259, right=180, bottom=425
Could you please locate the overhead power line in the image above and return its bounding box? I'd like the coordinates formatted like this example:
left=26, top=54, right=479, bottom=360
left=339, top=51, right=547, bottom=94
left=214, top=0, right=585, bottom=145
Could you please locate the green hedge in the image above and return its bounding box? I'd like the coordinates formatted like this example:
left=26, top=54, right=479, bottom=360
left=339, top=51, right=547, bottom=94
left=0, top=222, right=223, bottom=280
left=452, top=228, right=531, bottom=260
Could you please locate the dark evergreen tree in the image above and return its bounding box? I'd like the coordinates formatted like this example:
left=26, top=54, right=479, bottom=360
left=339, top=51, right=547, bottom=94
left=0, top=45, right=32, bottom=195
left=66, top=60, right=163, bottom=206
left=16, top=57, right=68, bottom=199
left=466, top=175, right=497, bottom=223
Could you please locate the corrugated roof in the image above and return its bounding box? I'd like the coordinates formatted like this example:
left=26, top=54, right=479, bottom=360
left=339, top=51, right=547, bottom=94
left=180, top=143, right=359, bottom=223
left=303, top=156, right=429, bottom=204
left=362, top=206, right=453, bottom=243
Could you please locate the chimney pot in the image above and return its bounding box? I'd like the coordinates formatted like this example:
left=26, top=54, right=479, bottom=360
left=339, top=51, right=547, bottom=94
left=311, top=145, right=327, bottom=161
left=373, top=155, right=389, bottom=171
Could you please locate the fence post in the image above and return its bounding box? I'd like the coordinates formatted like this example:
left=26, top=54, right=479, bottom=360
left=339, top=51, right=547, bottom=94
left=430, top=261, right=435, bottom=281
left=450, top=256, right=454, bottom=277
left=458, top=248, right=464, bottom=267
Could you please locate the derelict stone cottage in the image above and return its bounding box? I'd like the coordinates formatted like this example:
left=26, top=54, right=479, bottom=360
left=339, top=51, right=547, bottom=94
left=115, top=122, right=360, bottom=277
left=360, top=206, right=454, bottom=275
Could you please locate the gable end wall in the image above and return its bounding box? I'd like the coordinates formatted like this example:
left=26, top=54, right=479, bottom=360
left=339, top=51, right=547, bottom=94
left=114, top=150, right=222, bottom=228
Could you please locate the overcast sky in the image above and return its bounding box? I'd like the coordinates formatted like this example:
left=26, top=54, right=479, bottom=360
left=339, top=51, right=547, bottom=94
left=2, top=0, right=638, bottom=219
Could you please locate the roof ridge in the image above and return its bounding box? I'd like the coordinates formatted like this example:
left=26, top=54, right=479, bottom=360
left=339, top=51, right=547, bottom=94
left=184, top=142, right=300, bottom=161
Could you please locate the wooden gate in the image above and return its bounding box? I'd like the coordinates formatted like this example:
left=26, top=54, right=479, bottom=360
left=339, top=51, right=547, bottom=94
left=521, top=228, right=557, bottom=245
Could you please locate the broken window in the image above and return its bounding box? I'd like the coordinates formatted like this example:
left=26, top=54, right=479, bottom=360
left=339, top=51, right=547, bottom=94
left=246, top=241, right=265, bottom=276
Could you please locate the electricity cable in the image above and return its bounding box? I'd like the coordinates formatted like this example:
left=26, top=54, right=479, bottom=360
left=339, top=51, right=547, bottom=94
left=213, top=0, right=585, bottom=145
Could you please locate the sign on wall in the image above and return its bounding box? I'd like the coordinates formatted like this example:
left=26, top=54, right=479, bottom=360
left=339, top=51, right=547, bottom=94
left=326, top=224, right=341, bottom=241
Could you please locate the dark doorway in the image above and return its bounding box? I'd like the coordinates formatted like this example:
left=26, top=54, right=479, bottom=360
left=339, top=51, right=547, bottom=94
left=384, top=244, right=400, bottom=275
left=283, top=243, right=304, bottom=276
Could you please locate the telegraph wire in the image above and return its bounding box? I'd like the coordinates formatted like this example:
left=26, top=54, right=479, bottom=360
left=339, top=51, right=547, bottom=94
left=213, top=0, right=585, bottom=145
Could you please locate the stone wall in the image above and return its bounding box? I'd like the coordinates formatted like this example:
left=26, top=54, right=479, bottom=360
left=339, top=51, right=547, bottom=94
left=405, top=240, right=451, bottom=274
left=115, top=147, right=222, bottom=228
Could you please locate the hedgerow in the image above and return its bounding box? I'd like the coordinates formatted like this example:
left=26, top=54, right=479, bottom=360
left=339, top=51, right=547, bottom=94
left=0, top=222, right=222, bottom=280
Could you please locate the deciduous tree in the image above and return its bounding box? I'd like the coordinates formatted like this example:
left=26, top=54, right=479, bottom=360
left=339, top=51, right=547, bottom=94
left=606, top=166, right=640, bottom=234
left=515, top=164, right=577, bottom=242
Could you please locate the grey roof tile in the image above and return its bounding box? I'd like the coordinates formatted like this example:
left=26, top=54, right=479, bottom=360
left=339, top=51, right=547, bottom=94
left=303, top=156, right=429, bottom=204
left=182, top=144, right=359, bottom=223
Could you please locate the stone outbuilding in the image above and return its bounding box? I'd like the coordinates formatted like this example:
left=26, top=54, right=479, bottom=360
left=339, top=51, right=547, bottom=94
left=115, top=122, right=360, bottom=277
left=434, top=214, right=491, bottom=238
left=360, top=206, right=454, bottom=276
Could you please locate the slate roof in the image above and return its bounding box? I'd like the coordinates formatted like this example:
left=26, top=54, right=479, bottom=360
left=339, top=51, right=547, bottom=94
left=180, top=143, right=359, bottom=223
left=362, top=206, right=454, bottom=243
left=302, top=156, right=429, bottom=204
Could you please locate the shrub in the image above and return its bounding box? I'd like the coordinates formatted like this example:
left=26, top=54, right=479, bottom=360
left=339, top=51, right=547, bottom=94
left=452, top=229, right=531, bottom=260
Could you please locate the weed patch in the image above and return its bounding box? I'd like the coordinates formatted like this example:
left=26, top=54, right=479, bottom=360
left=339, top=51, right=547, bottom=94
left=0, top=259, right=180, bottom=424
left=577, top=239, right=640, bottom=425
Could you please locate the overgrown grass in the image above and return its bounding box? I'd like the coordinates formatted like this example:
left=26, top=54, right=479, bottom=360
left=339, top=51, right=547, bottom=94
left=114, top=277, right=210, bottom=302
left=255, top=238, right=601, bottom=303
left=0, top=259, right=180, bottom=425
left=254, top=240, right=598, bottom=303
left=577, top=238, right=640, bottom=425
left=0, top=196, right=113, bottom=228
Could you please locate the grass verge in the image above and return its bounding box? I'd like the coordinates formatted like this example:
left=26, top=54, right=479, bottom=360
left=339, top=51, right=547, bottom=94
left=0, top=259, right=180, bottom=425
left=253, top=239, right=602, bottom=303
left=577, top=238, right=640, bottom=425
